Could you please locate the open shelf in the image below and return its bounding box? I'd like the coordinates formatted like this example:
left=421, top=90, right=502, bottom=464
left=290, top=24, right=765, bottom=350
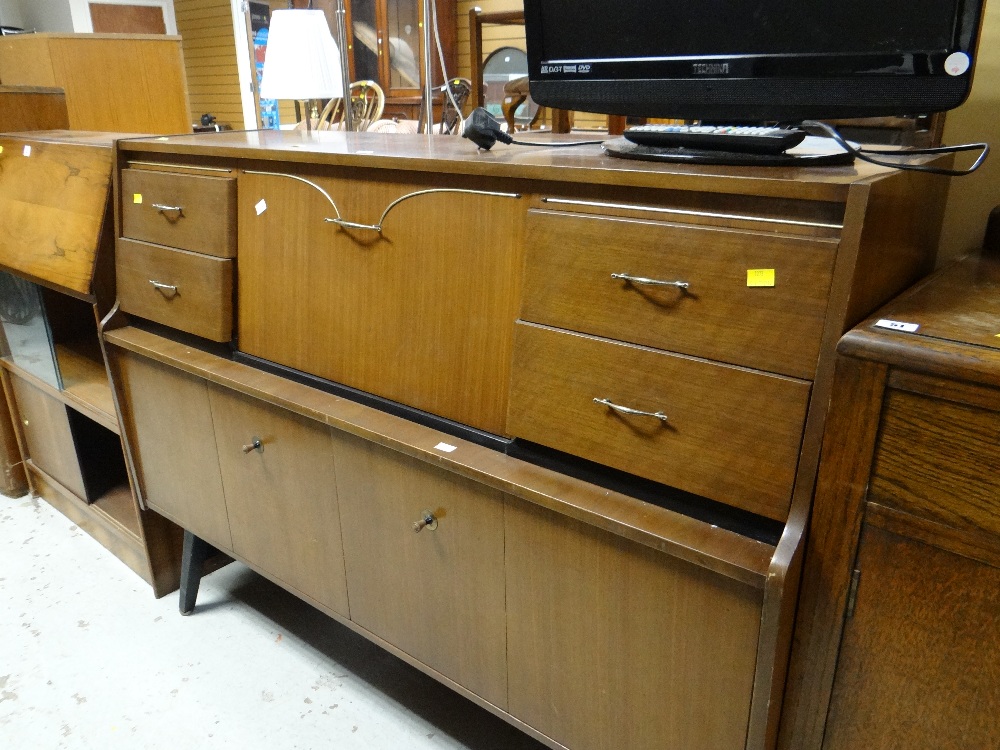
left=91, top=481, right=142, bottom=539
left=55, top=341, right=117, bottom=431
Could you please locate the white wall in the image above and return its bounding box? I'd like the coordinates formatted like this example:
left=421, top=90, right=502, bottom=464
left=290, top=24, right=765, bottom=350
left=0, top=0, right=25, bottom=28
left=16, top=0, right=74, bottom=31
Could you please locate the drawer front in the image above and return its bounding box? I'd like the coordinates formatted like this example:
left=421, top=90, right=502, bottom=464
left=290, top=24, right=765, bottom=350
left=870, top=388, right=1000, bottom=537
left=116, top=238, right=233, bottom=342
left=508, top=322, right=811, bottom=520
left=121, top=169, right=236, bottom=257
left=522, top=209, right=838, bottom=379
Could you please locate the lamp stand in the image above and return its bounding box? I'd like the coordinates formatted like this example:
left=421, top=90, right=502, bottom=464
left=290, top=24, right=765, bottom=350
left=334, top=0, right=353, bottom=131
left=421, top=0, right=434, bottom=134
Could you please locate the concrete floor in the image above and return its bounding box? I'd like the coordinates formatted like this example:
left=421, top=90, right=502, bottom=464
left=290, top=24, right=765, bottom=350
left=0, top=491, right=548, bottom=750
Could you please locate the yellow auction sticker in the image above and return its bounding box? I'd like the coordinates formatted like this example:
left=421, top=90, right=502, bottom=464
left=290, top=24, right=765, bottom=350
left=133, top=194, right=143, bottom=204
left=747, top=269, right=775, bottom=287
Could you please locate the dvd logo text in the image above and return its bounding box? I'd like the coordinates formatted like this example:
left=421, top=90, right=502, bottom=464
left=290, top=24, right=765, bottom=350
left=692, top=62, right=730, bottom=75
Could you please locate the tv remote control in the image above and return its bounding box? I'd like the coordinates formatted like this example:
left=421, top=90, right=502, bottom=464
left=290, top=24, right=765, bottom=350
left=623, top=124, right=807, bottom=154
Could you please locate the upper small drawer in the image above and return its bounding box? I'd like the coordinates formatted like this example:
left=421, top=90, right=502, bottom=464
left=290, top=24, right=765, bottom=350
left=121, top=169, right=236, bottom=257
left=521, top=209, right=838, bottom=379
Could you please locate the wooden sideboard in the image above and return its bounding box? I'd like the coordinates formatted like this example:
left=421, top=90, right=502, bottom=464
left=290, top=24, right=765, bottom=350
left=780, top=253, right=1000, bottom=749
left=0, top=131, right=182, bottom=595
left=102, top=130, right=950, bottom=750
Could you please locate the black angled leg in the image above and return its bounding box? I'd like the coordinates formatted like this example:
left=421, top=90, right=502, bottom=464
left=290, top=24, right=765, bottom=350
left=179, top=530, right=214, bottom=616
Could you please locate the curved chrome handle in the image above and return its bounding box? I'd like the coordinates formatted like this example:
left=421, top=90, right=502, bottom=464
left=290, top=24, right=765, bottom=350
left=594, top=397, right=668, bottom=422
left=241, top=437, right=264, bottom=454
left=149, top=280, right=178, bottom=299
left=151, top=202, right=183, bottom=215
left=611, top=273, right=689, bottom=290
left=412, top=510, right=438, bottom=533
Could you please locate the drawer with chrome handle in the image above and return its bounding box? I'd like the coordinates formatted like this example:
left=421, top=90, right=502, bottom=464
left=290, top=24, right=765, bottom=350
left=521, top=208, right=838, bottom=380
left=121, top=168, right=236, bottom=257
left=116, top=238, right=234, bottom=342
left=507, top=321, right=812, bottom=521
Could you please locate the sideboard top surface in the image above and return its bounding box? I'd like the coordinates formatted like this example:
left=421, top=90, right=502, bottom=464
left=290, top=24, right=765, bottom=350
left=117, top=129, right=926, bottom=201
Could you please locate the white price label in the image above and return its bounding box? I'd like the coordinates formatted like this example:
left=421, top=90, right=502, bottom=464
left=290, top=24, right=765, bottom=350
left=875, top=319, right=920, bottom=333
left=434, top=442, right=457, bottom=453
left=255, top=199, right=267, bottom=215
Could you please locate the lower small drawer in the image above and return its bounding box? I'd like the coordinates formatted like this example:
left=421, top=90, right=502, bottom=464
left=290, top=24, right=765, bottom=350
left=507, top=322, right=811, bottom=520
left=117, top=238, right=233, bottom=342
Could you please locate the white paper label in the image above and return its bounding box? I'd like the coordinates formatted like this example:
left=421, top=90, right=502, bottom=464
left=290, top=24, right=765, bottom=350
left=23, top=145, right=31, bottom=157
left=434, top=442, right=457, bottom=453
left=255, top=199, right=267, bottom=215
left=875, top=319, right=920, bottom=333
left=945, top=52, right=971, bottom=76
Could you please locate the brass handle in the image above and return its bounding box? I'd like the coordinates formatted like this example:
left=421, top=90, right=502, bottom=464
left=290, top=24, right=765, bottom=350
left=149, top=279, right=178, bottom=299
left=412, top=510, right=438, bottom=533
left=242, top=437, right=263, bottom=454
left=594, top=397, right=668, bottom=422
left=611, top=272, right=689, bottom=290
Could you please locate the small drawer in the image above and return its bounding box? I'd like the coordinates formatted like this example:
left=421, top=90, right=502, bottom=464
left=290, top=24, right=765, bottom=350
left=116, top=238, right=233, bottom=342
left=870, top=388, right=1000, bottom=537
left=507, top=322, right=812, bottom=521
left=521, top=209, right=838, bottom=379
left=121, top=169, right=236, bottom=257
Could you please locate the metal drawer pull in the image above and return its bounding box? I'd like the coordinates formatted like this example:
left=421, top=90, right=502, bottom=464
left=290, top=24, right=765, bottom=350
left=594, top=398, right=669, bottom=422
left=241, top=171, right=520, bottom=236
left=412, top=510, right=438, bottom=533
left=611, top=273, right=689, bottom=290
left=151, top=203, right=184, bottom=216
left=149, top=280, right=178, bottom=299
left=241, top=437, right=264, bottom=454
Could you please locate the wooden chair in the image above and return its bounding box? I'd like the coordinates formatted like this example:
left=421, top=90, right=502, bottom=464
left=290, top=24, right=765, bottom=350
left=299, top=80, right=386, bottom=132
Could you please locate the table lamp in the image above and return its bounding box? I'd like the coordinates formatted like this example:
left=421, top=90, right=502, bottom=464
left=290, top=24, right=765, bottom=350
left=258, top=9, right=344, bottom=132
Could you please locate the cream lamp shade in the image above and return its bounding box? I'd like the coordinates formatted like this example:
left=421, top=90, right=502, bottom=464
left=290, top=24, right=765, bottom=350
left=259, top=9, right=344, bottom=102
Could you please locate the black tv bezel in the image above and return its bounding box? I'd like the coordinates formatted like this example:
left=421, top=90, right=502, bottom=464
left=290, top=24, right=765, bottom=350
left=523, top=0, right=987, bottom=121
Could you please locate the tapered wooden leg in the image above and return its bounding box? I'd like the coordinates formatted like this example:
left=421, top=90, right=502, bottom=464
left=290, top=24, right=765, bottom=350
left=179, top=530, right=214, bottom=616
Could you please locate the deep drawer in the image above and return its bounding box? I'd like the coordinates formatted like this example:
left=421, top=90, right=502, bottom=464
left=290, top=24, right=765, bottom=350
left=121, top=169, right=236, bottom=257
left=507, top=322, right=811, bottom=520
left=521, top=209, right=838, bottom=379
left=116, top=238, right=233, bottom=342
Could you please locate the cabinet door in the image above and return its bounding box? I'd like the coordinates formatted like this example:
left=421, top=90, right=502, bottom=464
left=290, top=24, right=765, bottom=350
left=506, top=500, right=763, bottom=750
left=115, top=351, right=231, bottom=550
left=823, top=524, right=1000, bottom=749
left=334, top=433, right=508, bottom=708
left=8, top=372, right=87, bottom=499
left=208, top=385, right=350, bottom=619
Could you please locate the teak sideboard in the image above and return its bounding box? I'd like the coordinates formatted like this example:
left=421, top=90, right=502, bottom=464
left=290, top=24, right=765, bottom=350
left=101, top=130, right=949, bottom=750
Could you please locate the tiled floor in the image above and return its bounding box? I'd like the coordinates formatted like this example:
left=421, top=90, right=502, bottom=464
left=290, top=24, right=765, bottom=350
left=0, top=491, right=546, bottom=750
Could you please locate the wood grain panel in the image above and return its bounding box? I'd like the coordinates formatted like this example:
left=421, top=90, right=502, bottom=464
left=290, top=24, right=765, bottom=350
left=0, top=35, right=191, bottom=134
left=522, top=209, right=837, bottom=378
left=89, top=3, right=167, bottom=34
left=237, top=168, right=525, bottom=435
left=869, top=388, right=1000, bottom=537
left=121, top=169, right=237, bottom=257
left=116, top=239, right=233, bottom=342
left=0, top=86, right=69, bottom=132
left=508, top=322, right=811, bottom=520
left=0, top=136, right=112, bottom=297
left=8, top=372, right=87, bottom=500
left=335, top=432, right=508, bottom=708
left=506, top=499, right=761, bottom=750
left=823, top=525, right=1000, bottom=750
left=113, top=349, right=232, bottom=551
left=209, top=384, right=350, bottom=618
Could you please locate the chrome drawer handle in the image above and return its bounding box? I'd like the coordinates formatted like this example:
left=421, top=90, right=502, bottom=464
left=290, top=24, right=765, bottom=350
left=594, top=397, right=668, bottom=422
left=611, top=272, right=689, bottom=290
left=241, top=437, right=264, bottom=454
left=151, top=203, right=184, bottom=216
left=148, top=280, right=178, bottom=299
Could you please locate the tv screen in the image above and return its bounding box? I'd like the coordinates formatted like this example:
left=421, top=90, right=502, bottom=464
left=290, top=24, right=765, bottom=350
left=524, top=0, right=987, bottom=121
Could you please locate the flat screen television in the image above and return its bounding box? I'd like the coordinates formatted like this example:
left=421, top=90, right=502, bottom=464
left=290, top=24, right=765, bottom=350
left=523, top=0, right=987, bottom=122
